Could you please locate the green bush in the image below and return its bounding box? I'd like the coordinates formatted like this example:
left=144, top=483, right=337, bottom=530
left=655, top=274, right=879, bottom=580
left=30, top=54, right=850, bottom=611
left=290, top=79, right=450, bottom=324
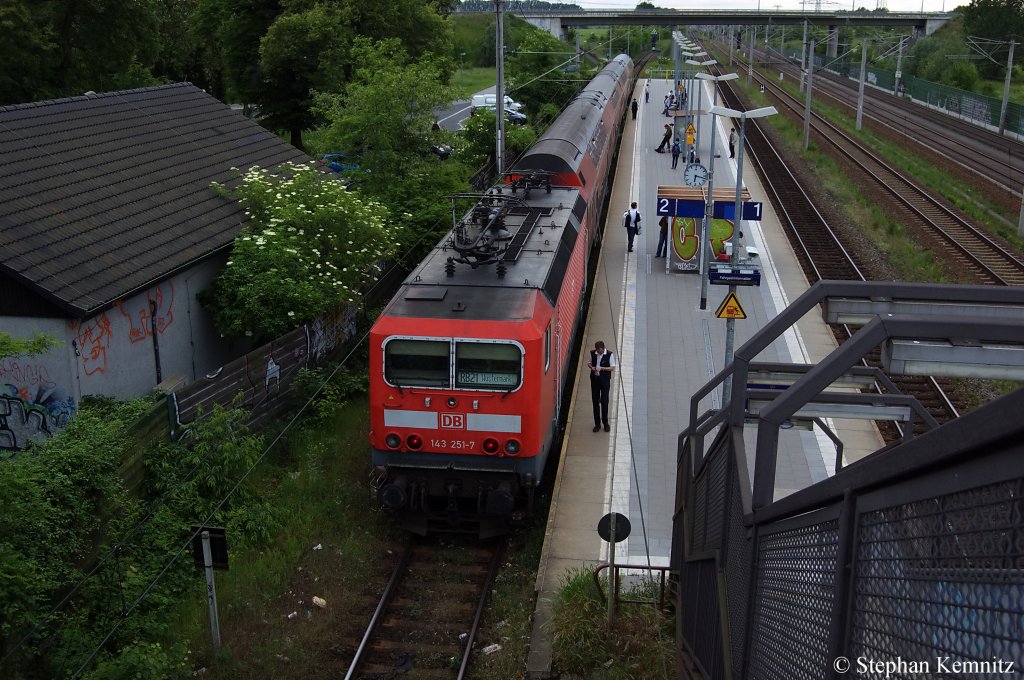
left=0, top=398, right=274, bottom=678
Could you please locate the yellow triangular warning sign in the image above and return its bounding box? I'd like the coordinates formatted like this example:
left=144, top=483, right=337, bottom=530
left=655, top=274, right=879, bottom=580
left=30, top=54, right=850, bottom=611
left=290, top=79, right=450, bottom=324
left=685, top=123, right=696, bottom=135
left=715, top=291, right=747, bottom=319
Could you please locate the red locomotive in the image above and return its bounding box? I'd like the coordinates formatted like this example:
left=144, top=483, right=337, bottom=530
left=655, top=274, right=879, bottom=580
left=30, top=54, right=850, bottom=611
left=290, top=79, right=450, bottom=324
left=369, top=55, right=634, bottom=536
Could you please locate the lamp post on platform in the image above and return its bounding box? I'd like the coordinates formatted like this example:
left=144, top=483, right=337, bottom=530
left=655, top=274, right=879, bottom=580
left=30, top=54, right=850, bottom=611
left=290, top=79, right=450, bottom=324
left=685, top=58, right=717, bottom=154
left=695, top=72, right=738, bottom=312
left=709, top=104, right=777, bottom=404
left=680, top=49, right=706, bottom=123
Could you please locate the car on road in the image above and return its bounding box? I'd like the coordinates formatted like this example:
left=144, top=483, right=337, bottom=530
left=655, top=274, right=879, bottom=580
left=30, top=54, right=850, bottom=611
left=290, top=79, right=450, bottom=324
left=471, top=105, right=528, bottom=125
left=470, top=94, right=523, bottom=113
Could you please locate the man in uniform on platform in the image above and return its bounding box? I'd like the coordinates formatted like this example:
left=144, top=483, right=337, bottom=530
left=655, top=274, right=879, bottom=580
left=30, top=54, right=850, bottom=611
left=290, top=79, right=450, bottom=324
left=587, top=341, right=616, bottom=432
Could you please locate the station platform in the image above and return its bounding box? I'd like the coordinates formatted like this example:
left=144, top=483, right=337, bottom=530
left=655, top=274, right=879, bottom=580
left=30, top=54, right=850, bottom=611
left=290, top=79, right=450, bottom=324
left=526, top=78, right=883, bottom=676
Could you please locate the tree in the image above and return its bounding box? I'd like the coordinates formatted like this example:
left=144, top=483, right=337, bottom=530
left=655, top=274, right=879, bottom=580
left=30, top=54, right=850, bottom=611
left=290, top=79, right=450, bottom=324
left=460, top=109, right=537, bottom=174
left=315, top=38, right=456, bottom=188
left=0, top=332, right=60, bottom=360
left=313, top=37, right=471, bottom=256
left=200, top=162, right=395, bottom=341
left=0, top=0, right=54, bottom=105
left=962, top=0, right=1024, bottom=77
left=257, top=3, right=347, bottom=149
left=191, top=0, right=281, bottom=105
left=48, top=0, right=161, bottom=94
left=506, top=30, right=581, bottom=119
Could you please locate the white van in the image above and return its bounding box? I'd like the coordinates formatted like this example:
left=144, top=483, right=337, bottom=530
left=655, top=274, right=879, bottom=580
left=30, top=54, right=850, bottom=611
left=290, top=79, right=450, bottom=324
left=470, top=94, right=523, bottom=112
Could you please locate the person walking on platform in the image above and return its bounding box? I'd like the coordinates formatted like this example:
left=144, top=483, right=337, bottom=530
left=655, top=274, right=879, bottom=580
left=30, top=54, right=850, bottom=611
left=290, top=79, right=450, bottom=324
left=623, top=201, right=642, bottom=252
left=587, top=341, right=616, bottom=432
left=631, top=98, right=639, bottom=120
left=656, top=215, right=669, bottom=258
left=729, top=127, right=737, bottom=159
left=662, top=93, right=671, bottom=116
left=656, top=123, right=672, bottom=153
left=670, top=138, right=681, bottom=169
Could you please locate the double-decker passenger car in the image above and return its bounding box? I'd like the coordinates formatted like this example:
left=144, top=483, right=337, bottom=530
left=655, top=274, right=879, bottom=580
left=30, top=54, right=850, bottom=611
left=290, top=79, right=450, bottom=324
left=369, top=55, right=634, bottom=535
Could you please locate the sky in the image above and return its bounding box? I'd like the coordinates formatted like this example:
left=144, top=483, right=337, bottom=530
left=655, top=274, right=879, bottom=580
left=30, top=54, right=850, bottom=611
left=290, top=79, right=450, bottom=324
left=570, top=1, right=956, bottom=12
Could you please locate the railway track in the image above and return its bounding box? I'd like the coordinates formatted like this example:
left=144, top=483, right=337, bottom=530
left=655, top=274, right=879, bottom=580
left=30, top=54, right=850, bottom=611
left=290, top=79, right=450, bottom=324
left=741, top=67, right=1024, bottom=286
left=714, top=73, right=960, bottom=429
left=747, top=47, right=1024, bottom=195
left=342, top=539, right=502, bottom=680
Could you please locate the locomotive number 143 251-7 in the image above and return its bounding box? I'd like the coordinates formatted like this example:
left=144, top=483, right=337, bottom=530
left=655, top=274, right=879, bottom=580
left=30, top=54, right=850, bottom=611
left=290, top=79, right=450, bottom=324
left=430, top=439, right=477, bottom=450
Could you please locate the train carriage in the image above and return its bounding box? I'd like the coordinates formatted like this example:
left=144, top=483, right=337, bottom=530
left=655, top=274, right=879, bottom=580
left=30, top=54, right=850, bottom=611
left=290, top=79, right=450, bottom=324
left=369, top=55, right=634, bottom=536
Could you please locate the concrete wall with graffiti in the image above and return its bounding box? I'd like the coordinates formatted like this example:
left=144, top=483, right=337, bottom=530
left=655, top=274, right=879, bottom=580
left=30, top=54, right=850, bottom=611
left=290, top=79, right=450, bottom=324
left=1, top=257, right=233, bottom=452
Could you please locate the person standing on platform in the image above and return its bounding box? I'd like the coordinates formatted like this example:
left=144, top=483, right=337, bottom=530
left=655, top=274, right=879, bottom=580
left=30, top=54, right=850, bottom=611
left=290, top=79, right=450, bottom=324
left=631, top=98, right=639, bottom=120
left=587, top=341, right=616, bottom=432
left=670, top=138, right=681, bottom=169
left=729, top=127, right=737, bottom=159
left=623, top=201, right=642, bottom=252
left=656, top=123, right=672, bottom=152
left=644, top=82, right=650, bottom=103
left=662, top=93, right=671, bottom=116
left=656, top=215, right=669, bottom=258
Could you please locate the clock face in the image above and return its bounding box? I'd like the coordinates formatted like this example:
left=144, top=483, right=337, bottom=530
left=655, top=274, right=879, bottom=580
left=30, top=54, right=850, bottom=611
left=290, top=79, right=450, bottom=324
left=683, top=163, right=709, bottom=187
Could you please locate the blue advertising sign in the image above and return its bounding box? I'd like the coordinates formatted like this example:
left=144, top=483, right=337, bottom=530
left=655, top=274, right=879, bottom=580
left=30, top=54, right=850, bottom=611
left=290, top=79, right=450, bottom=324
left=713, top=201, right=764, bottom=221
left=656, top=196, right=763, bottom=221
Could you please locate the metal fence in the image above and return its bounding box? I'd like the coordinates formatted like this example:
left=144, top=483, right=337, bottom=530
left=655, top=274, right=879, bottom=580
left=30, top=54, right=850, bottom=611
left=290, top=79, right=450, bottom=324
left=772, top=47, right=1024, bottom=136
left=673, top=392, right=1024, bottom=679
left=672, top=282, right=1024, bottom=679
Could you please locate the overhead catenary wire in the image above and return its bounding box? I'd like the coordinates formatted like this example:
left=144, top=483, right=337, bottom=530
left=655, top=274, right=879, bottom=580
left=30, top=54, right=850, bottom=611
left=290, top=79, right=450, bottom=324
left=598, top=74, right=671, bottom=679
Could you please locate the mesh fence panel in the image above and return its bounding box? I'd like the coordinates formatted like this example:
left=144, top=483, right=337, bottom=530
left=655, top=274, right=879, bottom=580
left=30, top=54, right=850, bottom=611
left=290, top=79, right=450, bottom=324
left=748, top=517, right=840, bottom=680
left=724, top=452, right=754, bottom=680
left=851, top=479, right=1024, bottom=677
left=705, top=445, right=728, bottom=550
left=680, top=557, right=726, bottom=679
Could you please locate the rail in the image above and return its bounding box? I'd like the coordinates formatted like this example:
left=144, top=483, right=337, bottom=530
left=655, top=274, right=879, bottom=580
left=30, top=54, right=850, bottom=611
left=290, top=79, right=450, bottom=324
left=713, top=68, right=959, bottom=432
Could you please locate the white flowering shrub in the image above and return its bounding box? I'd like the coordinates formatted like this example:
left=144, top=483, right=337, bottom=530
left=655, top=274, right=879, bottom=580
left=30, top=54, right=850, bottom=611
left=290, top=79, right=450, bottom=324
left=201, top=162, right=396, bottom=341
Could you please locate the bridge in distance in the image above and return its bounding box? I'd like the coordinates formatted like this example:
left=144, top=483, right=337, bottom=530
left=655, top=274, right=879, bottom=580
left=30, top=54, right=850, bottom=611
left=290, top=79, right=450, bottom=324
left=484, top=7, right=953, bottom=39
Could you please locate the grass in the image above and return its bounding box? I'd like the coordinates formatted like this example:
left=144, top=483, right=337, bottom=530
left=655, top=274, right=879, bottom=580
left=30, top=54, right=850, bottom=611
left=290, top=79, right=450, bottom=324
left=167, top=394, right=406, bottom=677
left=453, top=67, right=498, bottom=99
left=159, top=377, right=556, bottom=678
left=549, top=569, right=675, bottom=679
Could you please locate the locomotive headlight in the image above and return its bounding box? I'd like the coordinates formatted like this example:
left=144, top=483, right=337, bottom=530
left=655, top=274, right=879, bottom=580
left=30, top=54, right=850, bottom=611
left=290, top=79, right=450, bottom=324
left=482, top=438, right=500, bottom=455
left=447, top=397, right=457, bottom=408
left=385, top=433, right=402, bottom=449
left=504, top=439, right=521, bottom=455
left=406, top=434, right=423, bottom=450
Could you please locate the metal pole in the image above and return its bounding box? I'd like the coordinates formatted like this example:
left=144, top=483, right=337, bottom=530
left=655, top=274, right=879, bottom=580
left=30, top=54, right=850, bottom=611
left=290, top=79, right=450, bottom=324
left=800, top=20, right=808, bottom=92
left=202, top=531, right=221, bottom=652
left=722, top=114, right=747, bottom=406
left=747, top=26, right=755, bottom=85
left=856, top=37, right=868, bottom=131
left=606, top=514, right=617, bottom=623
left=699, top=105, right=721, bottom=311
left=495, top=0, right=505, bottom=176
left=673, top=36, right=681, bottom=102
left=999, top=40, right=1016, bottom=135
left=695, top=73, right=704, bottom=154
left=804, top=39, right=815, bottom=151
left=149, top=300, right=162, bottom=384
left=894, top=35, right=905, bottom=96
left=1018, top=188, right=1024, bottom=239
left=729, top=26, right=735, bottom=66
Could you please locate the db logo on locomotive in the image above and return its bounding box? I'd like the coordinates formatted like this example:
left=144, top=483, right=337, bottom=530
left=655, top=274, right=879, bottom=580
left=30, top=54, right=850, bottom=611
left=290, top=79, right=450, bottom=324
left=440, top=413, right=466, bottom=429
